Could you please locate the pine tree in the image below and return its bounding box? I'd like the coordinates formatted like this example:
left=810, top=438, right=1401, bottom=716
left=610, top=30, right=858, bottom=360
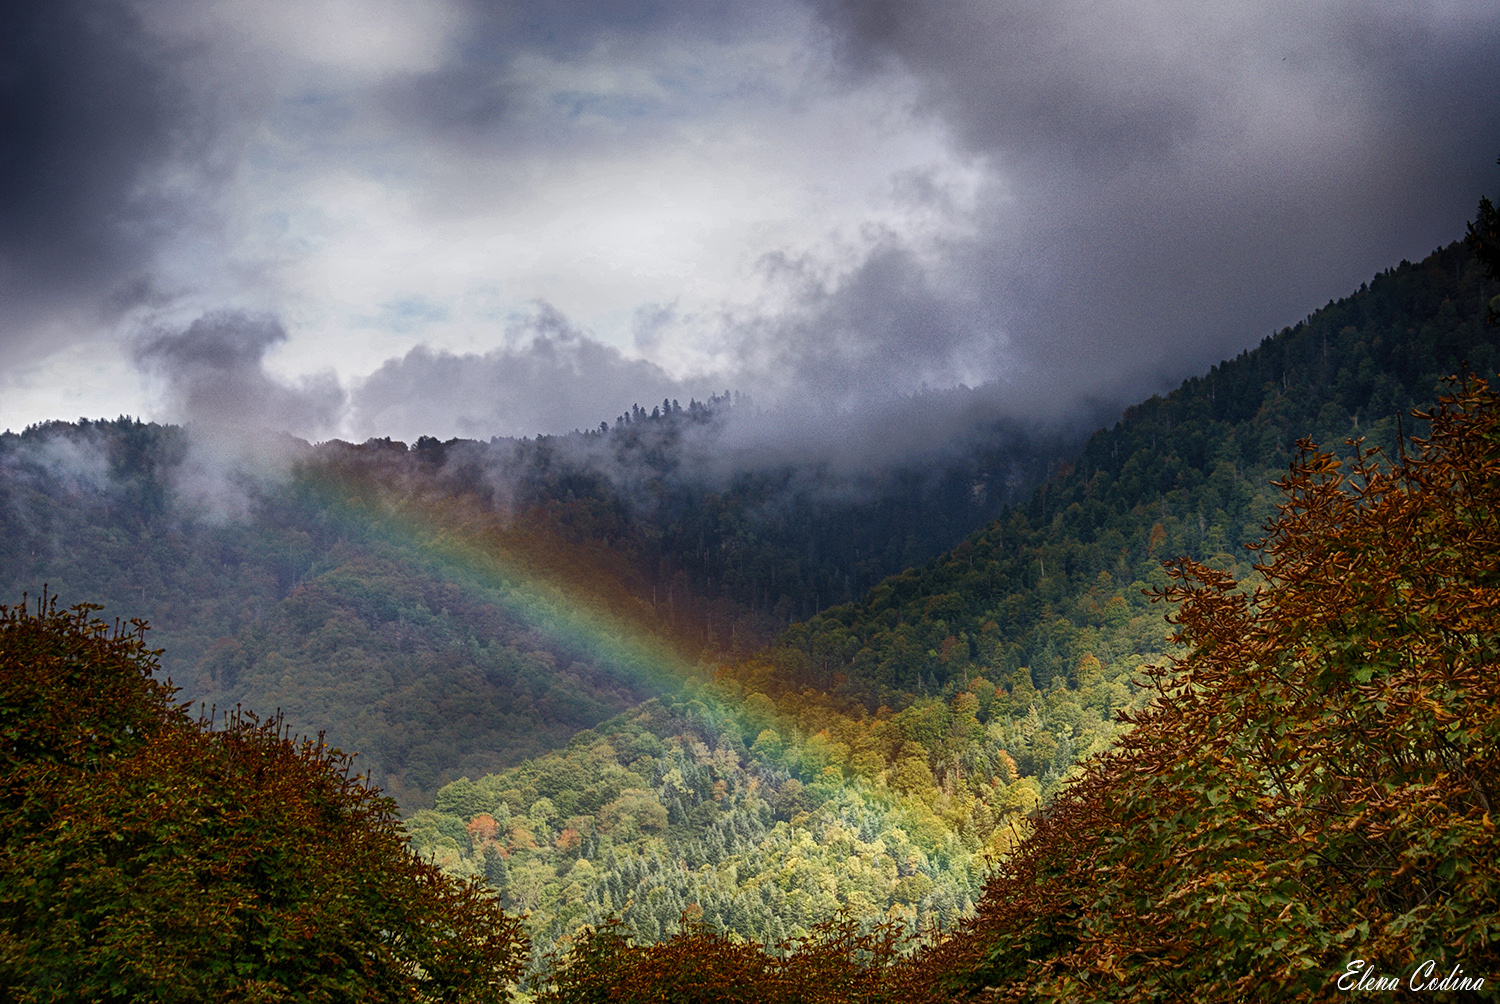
left=936, top=377, right=1500, bottom=1001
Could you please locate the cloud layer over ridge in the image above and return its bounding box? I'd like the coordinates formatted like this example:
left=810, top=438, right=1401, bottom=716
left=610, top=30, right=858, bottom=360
left=1, top=0, right=1497, bottom=451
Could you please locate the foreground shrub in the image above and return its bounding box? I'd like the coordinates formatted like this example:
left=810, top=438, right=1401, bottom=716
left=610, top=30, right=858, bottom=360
left=0, top=594, right=527, bottom=1002
left=538, top=912, right=946, bottom=1004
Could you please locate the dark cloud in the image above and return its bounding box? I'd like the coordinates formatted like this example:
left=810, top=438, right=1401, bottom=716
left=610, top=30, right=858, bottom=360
left=380, top=66, right=516, bottom=138
left=811, top=0, right=1500, bottom=405
left=0, top=0, right=198, bottom=354
left=133, top=311, right=344, bottom=438
left=6, top=0, right=1499, bottom=454
left=348, top=298, right=1097, bottom=488
left=732, top=239, right=1005, bottom=410
left=817, top=0, right=1200, bottom=168
left=349, top=304, right=705, bottom=442
left=456, top=0, right=754, bottom=57
left=376, top=0, right=773, bottom=145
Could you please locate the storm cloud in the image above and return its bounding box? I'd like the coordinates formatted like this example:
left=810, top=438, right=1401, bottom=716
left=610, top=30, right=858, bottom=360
left=1, top=0, right=1497, bottom=451
left=0, top=0, right=196, bottom=351
left=134, top=311, right=344, bottom=438
left=348, top=304, right=704, bottom=442
left=810, top=0, right=1500, bottom=399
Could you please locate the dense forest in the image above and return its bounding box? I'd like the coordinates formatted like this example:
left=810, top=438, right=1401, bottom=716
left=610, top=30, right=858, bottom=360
left=3, top=220, right=1498, bottom=999
left=514, top=373, right=1500, bottom=1002
left=8, top=373, right=1495, bottom=1000
left=0, top=391, right=1068, bottom=804
left=405, top=235, right=1500, bottom=968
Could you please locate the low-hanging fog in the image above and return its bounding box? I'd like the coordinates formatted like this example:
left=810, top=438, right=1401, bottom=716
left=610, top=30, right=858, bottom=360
left=3, top=0, right=1498, bottom=479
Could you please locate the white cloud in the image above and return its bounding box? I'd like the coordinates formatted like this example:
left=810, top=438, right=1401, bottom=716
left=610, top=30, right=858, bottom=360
left=0, top=339, right=146, bottom=434
left=151, top=5, right=984, bottom=400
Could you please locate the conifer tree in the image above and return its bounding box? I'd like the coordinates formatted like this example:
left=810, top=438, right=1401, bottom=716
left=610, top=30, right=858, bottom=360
left=1469, top=153, right=1500, bottom=325
left=935, top=376, right=1500, bottom=1001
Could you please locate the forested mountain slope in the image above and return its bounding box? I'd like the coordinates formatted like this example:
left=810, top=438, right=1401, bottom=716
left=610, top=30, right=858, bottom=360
left=931, top=374, right=1500, bottom=1002
left=410, top=236, right=1500, bottom=962
left=516, top=372, right=1500, bottom=1003
left=0, top=395, right=1065, bottom=805
left=750, top=238, right=1498, bottom=708
left=4, top=232, right=1493, bottom=974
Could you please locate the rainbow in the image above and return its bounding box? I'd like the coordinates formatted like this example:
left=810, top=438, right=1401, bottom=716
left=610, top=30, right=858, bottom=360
left=296, top=448, right=711, bottom=706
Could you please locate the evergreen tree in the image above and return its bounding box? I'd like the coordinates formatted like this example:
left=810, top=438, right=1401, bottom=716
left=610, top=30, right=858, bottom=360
left=1468, top=156, right=1500, bottom=323
left=936, top=377, right=1500, bottom=1001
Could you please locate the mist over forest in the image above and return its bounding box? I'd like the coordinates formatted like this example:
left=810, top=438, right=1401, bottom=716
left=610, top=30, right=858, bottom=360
left=1, top=377, right=1078, bottom=801
left=6, top=224, right=1499, bottom=994
left=4, top=0, right=1500, bottom=998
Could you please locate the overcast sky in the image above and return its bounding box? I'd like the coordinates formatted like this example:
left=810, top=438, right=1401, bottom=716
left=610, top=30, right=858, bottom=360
left=3, top=0, right=1498, bottom=445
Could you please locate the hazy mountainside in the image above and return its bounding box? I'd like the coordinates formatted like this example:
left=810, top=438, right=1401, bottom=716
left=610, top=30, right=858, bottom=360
left=745, top=238, right=1499, bottom=709
left=335, top=395, right=1076, bottom=651
left=0, top=428, right=638, bottom=802
left=0, top=398, right=1066, bottom=806
left=409, top=236, right=1500, bottom=962
left=933, top=375, right=1500, bottom=1002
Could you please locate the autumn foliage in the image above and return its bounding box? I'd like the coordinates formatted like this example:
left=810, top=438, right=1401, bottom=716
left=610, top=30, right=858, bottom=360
left=933, top=376, right=1500, bottom=1000
left=0, top=595, right=527, bottom=1002
left=538, top=913, right=946, bottom=1004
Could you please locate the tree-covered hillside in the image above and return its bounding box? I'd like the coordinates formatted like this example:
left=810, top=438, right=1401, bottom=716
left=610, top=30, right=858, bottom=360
left=410, top=679, right=1071, bottom=973
left=0, top=395, right=1065, bottom=805
left=418, top=235, right=1500, bottom=964
left=931, top=375, right=1500, bottom=1001
left=752, top=238, right=1499, bottom=709
left=3, top=225, right=1495, bottom=999
left=517, top=372, right=1500, bottom=1003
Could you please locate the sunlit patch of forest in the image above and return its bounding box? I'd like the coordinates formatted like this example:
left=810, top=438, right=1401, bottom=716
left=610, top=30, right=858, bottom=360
left=3, top=224, right=1499, bottom=999
left=406, top=235, right=1500, bottom=969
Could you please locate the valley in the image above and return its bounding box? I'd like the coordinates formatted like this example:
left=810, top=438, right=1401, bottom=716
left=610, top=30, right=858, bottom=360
left=3, top=233, right=1498, bottom=992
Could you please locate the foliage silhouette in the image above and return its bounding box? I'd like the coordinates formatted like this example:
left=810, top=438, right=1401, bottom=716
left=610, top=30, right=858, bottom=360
left=1467, top=152, right=1500, bottom=324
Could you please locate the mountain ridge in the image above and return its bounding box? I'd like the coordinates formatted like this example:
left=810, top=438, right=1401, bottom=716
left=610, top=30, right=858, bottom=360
left=407, top=234, right=1500, bottom=960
